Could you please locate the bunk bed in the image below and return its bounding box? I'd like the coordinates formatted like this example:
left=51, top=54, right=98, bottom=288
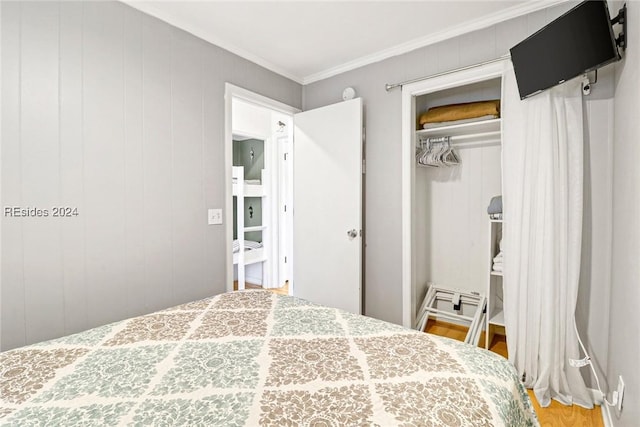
left=0, top=290, right=539, bottom=426
left=232, top=172, right=266, bottom=198
left=232, top=166, right=268, bottom=289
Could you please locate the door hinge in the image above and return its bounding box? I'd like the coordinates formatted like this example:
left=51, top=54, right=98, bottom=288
left=284, top=153, right=288, bottom=161
left=284, top=205, right=287, bottom=212
left=284, top=256, right=287, bottom=263
left=362, top=159, right=366, bottom=174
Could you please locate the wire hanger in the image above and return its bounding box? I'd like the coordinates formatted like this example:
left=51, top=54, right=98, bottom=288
left=417, top=136, right=460, bottom=167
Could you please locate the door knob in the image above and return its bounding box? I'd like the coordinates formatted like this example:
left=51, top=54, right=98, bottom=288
left=347, top=229, right=358, bottom=239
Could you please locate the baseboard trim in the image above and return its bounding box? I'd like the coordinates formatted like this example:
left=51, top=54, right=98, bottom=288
left=589, top=388, right=613, bottom=427
left=602, top=405, right=613, bottom=427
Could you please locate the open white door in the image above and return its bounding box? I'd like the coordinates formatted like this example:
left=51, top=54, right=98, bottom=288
left=293, top=98, right=363, bottom=314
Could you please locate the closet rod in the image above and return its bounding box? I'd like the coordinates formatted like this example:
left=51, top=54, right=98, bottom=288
left=385, top=54, right=510, bottom=91
left=419, top=131, right=500, bottom=142
left=418, top=132, right=500, bottom=147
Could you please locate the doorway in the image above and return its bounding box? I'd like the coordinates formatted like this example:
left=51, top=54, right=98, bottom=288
left=224, top=84, right=364, bottom=315
left=225, top=85, right=297, bottom=294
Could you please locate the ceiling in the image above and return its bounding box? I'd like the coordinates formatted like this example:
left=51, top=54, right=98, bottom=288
left=124, top=1, right=567, bottom=84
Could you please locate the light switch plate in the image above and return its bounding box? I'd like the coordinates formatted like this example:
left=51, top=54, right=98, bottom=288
left=208, top=208, right=222, bottom=225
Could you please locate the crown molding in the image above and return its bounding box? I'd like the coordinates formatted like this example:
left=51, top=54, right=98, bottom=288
left=120, top=1, right=305, bottom=84
left=302, top=0, right=572, bottom=84
left=121, top=0, right=572, bottom=87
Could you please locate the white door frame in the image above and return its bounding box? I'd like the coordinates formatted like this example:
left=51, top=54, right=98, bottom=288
left=224, top=84, right=300, bottom=293
left=277, top=134, right=293, bottom=289
left=401, top=60, right=507, bottom=328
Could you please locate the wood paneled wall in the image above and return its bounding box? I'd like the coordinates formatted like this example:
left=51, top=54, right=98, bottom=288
left=0, top=1, right=301, bottom=350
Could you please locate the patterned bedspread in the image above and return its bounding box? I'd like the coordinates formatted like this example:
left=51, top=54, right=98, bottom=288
left=1, top=291, right=538, bottom=426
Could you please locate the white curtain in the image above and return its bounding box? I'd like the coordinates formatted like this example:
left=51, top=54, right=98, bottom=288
left=502, top=63, right=593, bottom=409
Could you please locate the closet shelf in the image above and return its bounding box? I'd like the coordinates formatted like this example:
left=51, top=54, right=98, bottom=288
left=417, top=117, right=500, bottom=137
left=244, top=225, right=267, bottom=232
left=486, top=219, right=505, bottom=348
left=416, top=118, right=501, bottom=146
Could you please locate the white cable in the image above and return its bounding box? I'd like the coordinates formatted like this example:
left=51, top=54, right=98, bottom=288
left=572, top=316, right=617, bottom=407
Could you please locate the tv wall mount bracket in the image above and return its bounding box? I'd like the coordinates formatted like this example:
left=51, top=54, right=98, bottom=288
left=611, top=3, right=627, bottom=52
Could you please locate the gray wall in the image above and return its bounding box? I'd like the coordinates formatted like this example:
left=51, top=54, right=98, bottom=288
left=608, top=1, right=640, bottom=425
left=1, top=1, right=301, bottom=350
left=577, top=64, right=615, bottom=391
left=303, top=1, right=615, bottom=391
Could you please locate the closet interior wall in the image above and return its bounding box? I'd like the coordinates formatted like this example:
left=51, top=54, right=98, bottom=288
left=414, top=78, right=502, bottom=311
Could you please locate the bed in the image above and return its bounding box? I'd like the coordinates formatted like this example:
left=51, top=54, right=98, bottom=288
left=0, top=290, right=538, bottom=426
left=232, top=166, right=265, bottom=198
left=232, top=239, right=265, bottom=266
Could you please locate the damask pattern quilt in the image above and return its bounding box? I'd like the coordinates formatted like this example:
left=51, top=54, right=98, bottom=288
left=0, top=290, right=538, bottom=426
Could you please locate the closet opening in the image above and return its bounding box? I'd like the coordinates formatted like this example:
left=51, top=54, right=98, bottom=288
left=401, top=59, right=508, bottom=349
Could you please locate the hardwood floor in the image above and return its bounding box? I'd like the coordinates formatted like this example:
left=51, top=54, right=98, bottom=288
left=425, top=319, right=604, bottom=427
left=233, top=281, right=289, bottom=296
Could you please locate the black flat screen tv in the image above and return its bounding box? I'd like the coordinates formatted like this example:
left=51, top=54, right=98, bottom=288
left=510, top=0, right=620, bottom=99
